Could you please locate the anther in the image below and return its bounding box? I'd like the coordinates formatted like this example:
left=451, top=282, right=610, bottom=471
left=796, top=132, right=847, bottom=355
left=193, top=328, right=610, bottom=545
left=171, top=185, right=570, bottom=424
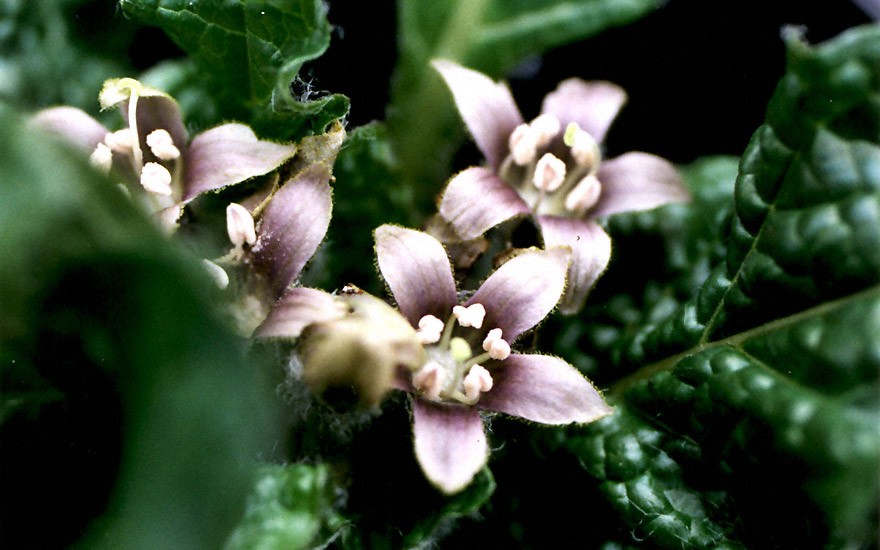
left=508, top=123, right=538, bottom=166
left=413, top=361, right=445, bottom=400
left=529, top=114, right=561, bottom=148
left=482, top=328, right=511, bottom=360
left=462, top=365, right=493, bottom=403
left=146, top=129, right=181, bottom=160
left=226, top=203, right=257, bottom=247
left=202, top=259, right=230, bottom=289
left=565, top=174, right=602, bottom=214
left=89, top=143, right=113, bottom=174
left=452, top=303, right=486, bottom=328
left=104, top=129, right=135, bottom=153
left=533, top=153, right=566, bottom=192
left=416, top=315, right=445, bottom=344
left=140, top=162, right=173, bottom=195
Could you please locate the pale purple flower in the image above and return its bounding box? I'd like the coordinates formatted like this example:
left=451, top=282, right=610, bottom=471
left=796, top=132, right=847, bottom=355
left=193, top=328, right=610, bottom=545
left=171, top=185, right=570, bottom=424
left=31, top=78, right=297, bottom=230
left=433, top=60, right=691, bottom=314
left=374, top=224, right=612, bottom=494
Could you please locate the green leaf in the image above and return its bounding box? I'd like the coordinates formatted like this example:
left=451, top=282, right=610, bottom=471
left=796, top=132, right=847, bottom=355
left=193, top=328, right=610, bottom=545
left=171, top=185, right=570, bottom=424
left=387, top=0, right=663, bottom=214
left=0, top=105, right=279, bottom=548
left=225, top=464, right=343, bottom=550
left=119, top=0, right=349, bottom=139
left=568, top=25, right=880, bottom=548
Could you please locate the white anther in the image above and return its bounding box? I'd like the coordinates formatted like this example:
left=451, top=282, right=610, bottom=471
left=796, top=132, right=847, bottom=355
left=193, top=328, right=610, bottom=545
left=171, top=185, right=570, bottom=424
left=452, top=303, right=486, bottom=328
left=226, top=203, right=257, bottom=247
left=146, top=129, right=181, bottom=160
left=104, top=129, right=135, bottom=153
left=89, top=143, right=113, bottom=174
left=508, top=123, right=539, bottom=166
left=202, top=259, right=230, bottom=289
left=140, top=162, right=173, bottom=195
left=462, top=365, right=493, bottom=403
left=158, top=204, right=182, bottom=234
left=569, top=129, right=600, bottom=168
left=565, top=174, right=602, bottom=214
left=482, top=328, right=511, bottom=360
left=416, top=315, right=445, bottom=344
left=413, top=361, right=446, bottom=400
left=533, top=153, right=567, bottom=192
left=529, top=114, right=561, bottom=148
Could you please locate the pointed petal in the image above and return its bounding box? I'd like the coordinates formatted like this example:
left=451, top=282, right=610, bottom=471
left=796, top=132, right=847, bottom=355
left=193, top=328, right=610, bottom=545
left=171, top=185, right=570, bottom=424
left=479, top=354, right=612, bottom=424
left=432, top=59, right=524, bottom=170
left=539, top=216, right=611, bottom=315
left=592, top=152, right=690, bottom=218
left=254, top=288, right=344, bottom=339
left=541, top=79, right=627, bottom=143
left=249, top=164, right=332, bottom=298
left=412, top=398, right=488, bottom=494
left=375, top=225, right=457, bottom=325
left=30, top=107, right=109, bottom=153
left=467, top=247, right=570, bottom=342
left=185, top=124, right=298, bottom=202
left=439, top=167, right=531, bottom=241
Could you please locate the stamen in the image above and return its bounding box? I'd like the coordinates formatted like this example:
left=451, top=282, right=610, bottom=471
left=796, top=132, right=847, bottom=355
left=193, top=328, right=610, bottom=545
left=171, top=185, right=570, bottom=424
left=462, top=365, right=493, bottom=403
left=508, top=123, right=538, bottom=166
left=482, top=328, right=511, bottom=360
left=146, top=129, right=181, bottom=160
left=567, top=126, right=600, bottom=168
left=140, top=162, right=173, bottom=195
left=89, top=143, right=113, bottom=174
left=202, top=259, right=230, bottom=289
left=226, top=203, right=257, bottom=247
left=104, top=129, right=135, bottom=153
left=127, top=93, right=144, bottom=173
left=529, top=114, right=561, bottom=148
left=565, top=174, right=602, bottom=214
left=413, top=361, right=445, bottom=400
left=452, top=303, right=486, bottom=328
left=416, top=315, right=445, bottom=344
left=533, top=153, right=566, bottom=192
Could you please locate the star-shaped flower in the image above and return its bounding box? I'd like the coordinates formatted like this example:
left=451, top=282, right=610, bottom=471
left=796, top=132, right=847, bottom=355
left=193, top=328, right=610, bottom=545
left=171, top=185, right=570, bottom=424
left=374, top=224, right=612, bottom=493
left=31, top=78, right=297, bottom=230
left=432, top=60, right=691, bottom=314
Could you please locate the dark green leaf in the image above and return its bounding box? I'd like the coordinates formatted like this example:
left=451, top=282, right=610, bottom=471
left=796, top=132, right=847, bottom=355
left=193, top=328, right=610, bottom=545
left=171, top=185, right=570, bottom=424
left=568, top=25, right=880, bottom=548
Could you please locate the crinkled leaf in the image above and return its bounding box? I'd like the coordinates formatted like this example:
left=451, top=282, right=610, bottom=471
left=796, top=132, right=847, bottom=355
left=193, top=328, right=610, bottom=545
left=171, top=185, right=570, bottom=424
left=119, top=0, right=349, bottom=139
left=388, top=0, right=663, bottom=211
left=0, top=106, right=278, bottom=548
left=566, top=26, right=880, bottom=548
left=224, top=464, right=343, bottom=550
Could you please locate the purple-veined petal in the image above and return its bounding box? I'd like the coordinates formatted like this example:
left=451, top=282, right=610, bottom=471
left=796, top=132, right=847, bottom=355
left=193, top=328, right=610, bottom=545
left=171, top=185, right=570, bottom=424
left=479, top=353, right=612, bottom=424
left=375, top=225, right=457, bottom=326
left=184, top=123, right=298, bottom=202
left=539, top=216, right=611, bottom=315
left=592, top=152, right=690, bottom=218
left=466, top=246, right=570, bottom=342
left=254, top=287, right=344, bottom=339
left=249, top=164, right=332, bottom=298
left=540, top=79, right=627, bottom=144
left=439, top=167, right=531, bottom=241
left=432, top=59, right=524, bottom=170
left=124, top=93, right=187, bottom=166
left=412, top=398, right=488, bottom=494
left=30, top=107, right=109, bottom=153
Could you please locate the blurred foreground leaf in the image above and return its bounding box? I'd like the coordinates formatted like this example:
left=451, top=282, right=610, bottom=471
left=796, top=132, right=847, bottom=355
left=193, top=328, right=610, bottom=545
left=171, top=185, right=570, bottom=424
left=0, top=106, right=278, bottom=548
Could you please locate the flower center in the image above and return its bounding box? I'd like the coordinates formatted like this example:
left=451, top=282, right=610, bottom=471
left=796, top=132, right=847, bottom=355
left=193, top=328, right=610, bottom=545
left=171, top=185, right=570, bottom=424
left=410, top=303, right=511, bottom=405
left=499, top=116, right=603, bottom=217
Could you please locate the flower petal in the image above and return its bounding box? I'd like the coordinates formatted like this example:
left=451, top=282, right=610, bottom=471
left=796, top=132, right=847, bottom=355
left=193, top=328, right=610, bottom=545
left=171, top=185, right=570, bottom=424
left=125, top=93, right=188, bottom=165
left=184, top=123, right=298, bottom=202
left=539, top=216, right=611, bottom=315
left=249, top=164, right=332, bottom=298
left=467, top=247, right=570, bottom=342
left=592, top=152, right=690, bottom=218
left=479, top=353, right=612, bottom=424
left=439, top=167, right=531, bottom=241
left=540, top=79, right=627, bottom=144
left=412, top=398, right=488, bottom=494
left=375, top=225, right=458, bottom=326
left=30, top=107, right=108, bottom=153
left=254, top=288, right=344, bottom=339
left=432, top=59, right=524, bottom=170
